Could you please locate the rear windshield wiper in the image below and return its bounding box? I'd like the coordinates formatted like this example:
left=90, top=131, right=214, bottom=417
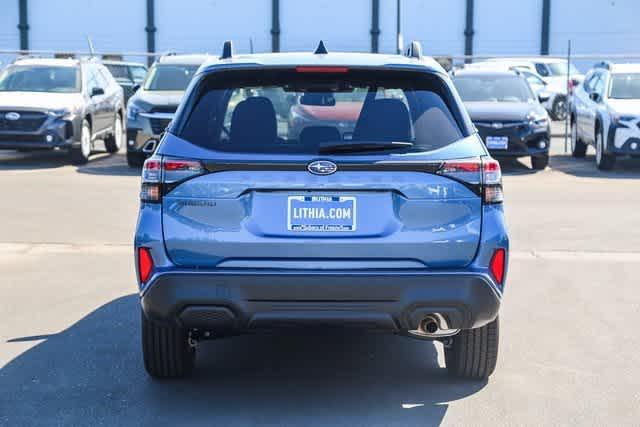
left=318, top=141, right=413, bottom=154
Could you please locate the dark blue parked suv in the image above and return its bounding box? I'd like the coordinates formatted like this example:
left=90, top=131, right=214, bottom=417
left=134, top=42, right=509, bottom=380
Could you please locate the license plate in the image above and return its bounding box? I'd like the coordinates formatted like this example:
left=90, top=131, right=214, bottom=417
left=287, top=195, right=356, bottom=232
left=486, top=136, right=508, bottom=150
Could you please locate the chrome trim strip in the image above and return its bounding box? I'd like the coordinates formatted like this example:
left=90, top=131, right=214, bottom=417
left=139, top=112, right=174, bottom=120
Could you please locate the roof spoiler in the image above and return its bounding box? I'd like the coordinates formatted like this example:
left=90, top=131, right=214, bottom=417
left=404, top=41, right=422, bottom=59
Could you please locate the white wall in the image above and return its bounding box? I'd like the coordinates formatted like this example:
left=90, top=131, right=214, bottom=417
left=155, top=0, right=271, bottom=55
left=28, top=0, right=146, bottom=61
left=0, top=0, right=19, bottom=66
left=1, top=0, right=640, bottom=68
left=550, top=0, right=640, bottom=55
left=475, top=0, right=542, bottom=55
left=385, top=0, right=466, bottom=55
left=280, top=0, right=370, bottom=52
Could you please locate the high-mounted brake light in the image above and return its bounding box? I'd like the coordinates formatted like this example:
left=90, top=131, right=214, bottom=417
left=436, top=157, right=503, bottom=204
left=138, top=247, right=154, bottom=283
left=295, top=66, right=349, bottom=73
left=140, top=156, right=205, bottom=203
left=489, top=248, right=506, bottom=285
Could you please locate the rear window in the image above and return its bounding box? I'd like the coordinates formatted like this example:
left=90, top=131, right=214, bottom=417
left=174, top=69, right=468, bottom=154
left=453, top=75, right=535, bottom=103
left=143, top=64, right=199, bottom=91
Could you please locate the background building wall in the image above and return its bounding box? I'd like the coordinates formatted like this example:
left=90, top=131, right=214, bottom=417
left=155, top=0, right=271, bottom=55
left=0, top=1, right=20, bottom=66
left=280, top=0, right=370, bottom=52
left=474, top=0, right=543, bottom=55
left=1, top=0, right=640, bottom=70
left=28, top=0, right=146, bottom=55
left=389, top=0, right=466, bottom=56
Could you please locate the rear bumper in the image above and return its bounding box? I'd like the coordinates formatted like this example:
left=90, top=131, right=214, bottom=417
left=140, top=269, right=502, bottom=333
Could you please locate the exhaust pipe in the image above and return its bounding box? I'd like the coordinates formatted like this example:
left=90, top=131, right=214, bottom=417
left=142, top=139, right=157, bottom=153
left=420, top=316, right=439, bottom=334
left=408, top=313, right=460, bottom=339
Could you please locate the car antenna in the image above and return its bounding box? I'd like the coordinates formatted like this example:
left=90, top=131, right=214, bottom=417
left=220, top=40, right=233, bottom=59
left=314, top=40, right=328, bottom=55
left=86, top=35, right=96, bottom=58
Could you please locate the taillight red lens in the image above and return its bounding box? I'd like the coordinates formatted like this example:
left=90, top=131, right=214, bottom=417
left=138, top=247, right=154, bottom=283
left=163, top=159, right=202, bottom=172
left=140, top=156, right=204, bottom=203
left=489, top=248, right=506, bottom=285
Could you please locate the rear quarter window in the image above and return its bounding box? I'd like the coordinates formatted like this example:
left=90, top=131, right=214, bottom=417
left=174, top=68, right=472, bottom=155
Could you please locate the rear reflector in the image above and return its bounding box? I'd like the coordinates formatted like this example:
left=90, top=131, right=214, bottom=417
left=295, top=66, right=349, bottom=73
left=489, top=248, right=506, bottom=285
left=138, top=247, right=154, bottom=283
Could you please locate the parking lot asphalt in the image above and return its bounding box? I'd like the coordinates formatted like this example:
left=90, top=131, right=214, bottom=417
left=1, top=124, right=639, bottom=426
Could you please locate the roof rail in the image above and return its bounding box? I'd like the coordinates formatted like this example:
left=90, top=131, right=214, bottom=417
left=314, top=40, right=328, bottom=55
left=404, top=41, right=422, bottom=59
left=594, top=60, right=612, bottom=70
left=12, top=54, right=41, bottom=63
left=220, top=40, right=233, bottom=59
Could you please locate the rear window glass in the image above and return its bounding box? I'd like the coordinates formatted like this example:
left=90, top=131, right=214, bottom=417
left=143, top=64, right=199, bottom=91
left=104, top=64, right=129, bottom=80
left=175, top=69, right=467, bottom=154
left=453, top=75, right=535, bottom=103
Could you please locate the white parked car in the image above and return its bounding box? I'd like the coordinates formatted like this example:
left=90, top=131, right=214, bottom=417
left=570, top=62, right=640, bottom=170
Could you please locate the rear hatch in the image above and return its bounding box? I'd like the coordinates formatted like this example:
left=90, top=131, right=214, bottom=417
left=152, top=67, right=491, bottom=269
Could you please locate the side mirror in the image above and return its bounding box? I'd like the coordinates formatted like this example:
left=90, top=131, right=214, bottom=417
left=589, top=92, right=601, bottom=103
left=538, top=92, right=551, bottom=103
left=91, top=87, right=105, bottom=97
left=132, top=84, right=140, bottom=93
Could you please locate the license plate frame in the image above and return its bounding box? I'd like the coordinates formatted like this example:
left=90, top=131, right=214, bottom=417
left=486, top=136, right=509, bottom=150
left=287, top=195, right=357, bottom=232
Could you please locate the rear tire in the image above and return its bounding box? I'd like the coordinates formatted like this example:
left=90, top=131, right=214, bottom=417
left=595, top=128, right=616, bottom=170
left=445, top=317, right=499, bottom=380
left=571, top=120, right=587, bottom=158
left=531, top=154, right=549, bottom=170
left=127, top=151, right=146, bottom=168
left=141, top=311, right=195, bottom=378
left=551, top=96, right=567, bottom=121
left=104, top=115, right=124, bottom=154
left=70, top=119, right=91, bottom=165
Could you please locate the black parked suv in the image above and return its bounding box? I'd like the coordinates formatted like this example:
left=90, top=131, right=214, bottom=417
left=125, top=54, right=207, bottom=167
left=0, top=56, right=125, bottom=164
left=452, top=69, right=551, bottom=170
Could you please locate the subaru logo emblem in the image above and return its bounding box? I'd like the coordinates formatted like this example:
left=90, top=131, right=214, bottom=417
left=5, top=112, right=20, bottom=121
left=491, top=122, right=503, bottom=129
left=307, top=160, right=337, bottom=175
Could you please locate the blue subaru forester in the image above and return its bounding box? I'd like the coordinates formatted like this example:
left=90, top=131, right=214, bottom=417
left=135, top=42, right=509, bottom=380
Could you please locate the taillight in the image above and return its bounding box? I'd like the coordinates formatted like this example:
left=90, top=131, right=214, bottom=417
left=482, top=158, right=503, bottom=204
left=138, top=247, right=154, bottom=283
left=140, top=156, right=205, bottom=203
left=489, top=248, right=506, bottom=285
left=436, top=157, right=503, bottom=204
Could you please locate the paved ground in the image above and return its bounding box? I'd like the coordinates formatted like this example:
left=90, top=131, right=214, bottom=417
left=1, top=124, right=639, bottom=426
